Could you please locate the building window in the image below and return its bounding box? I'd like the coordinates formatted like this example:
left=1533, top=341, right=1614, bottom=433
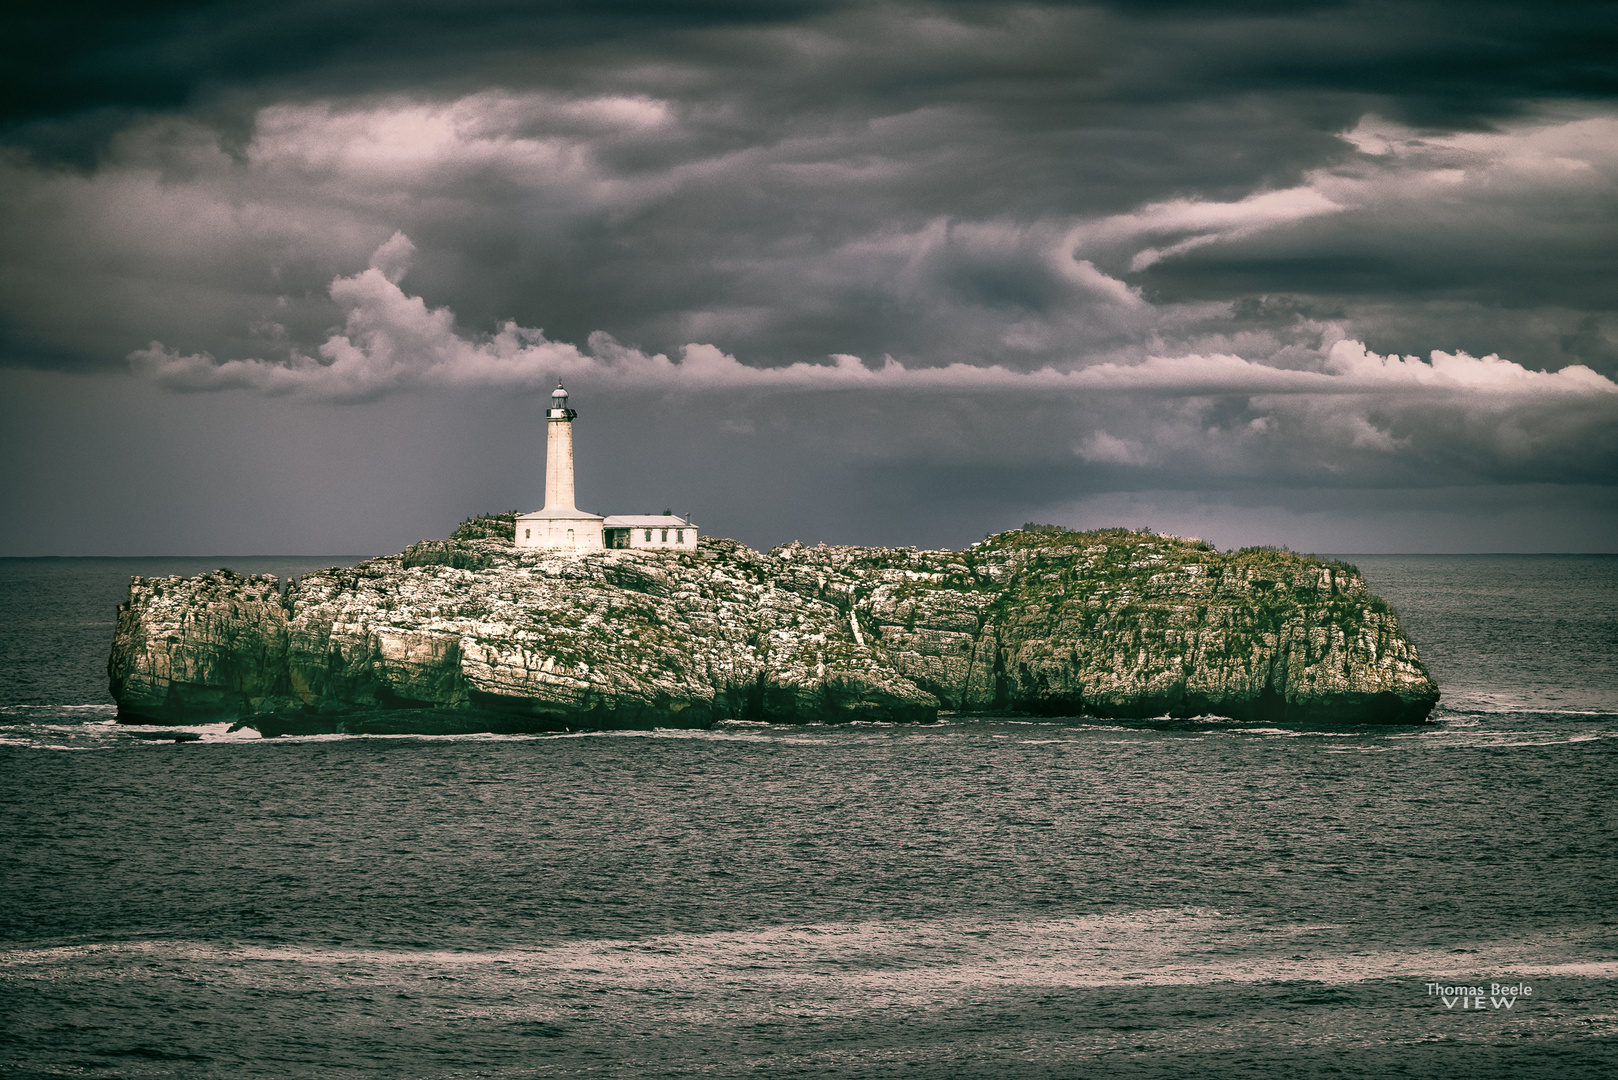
left=676, top=530, right=684, bottom=543
left=525, top=528, right=531, bottom=539
left=644, top=529, right=652, bottom=542
left=567, top=529, right=574, bottom=543
left=661, top=529, right=668, bottom=542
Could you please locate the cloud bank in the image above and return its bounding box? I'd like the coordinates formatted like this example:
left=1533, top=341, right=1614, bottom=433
left=131, top=233, right=1615, bottom=403
left=7, top=88, right=1618, bottom=384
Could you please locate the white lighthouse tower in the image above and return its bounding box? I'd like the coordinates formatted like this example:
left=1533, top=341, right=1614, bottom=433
left=514, top=383, right=605, bottom=551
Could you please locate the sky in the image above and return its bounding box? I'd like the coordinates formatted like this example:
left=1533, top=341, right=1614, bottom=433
left=3, top=0, right=1617, bottom=556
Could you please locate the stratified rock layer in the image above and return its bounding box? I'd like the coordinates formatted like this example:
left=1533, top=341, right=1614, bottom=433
left=109, top=526, right=1438, bottom=734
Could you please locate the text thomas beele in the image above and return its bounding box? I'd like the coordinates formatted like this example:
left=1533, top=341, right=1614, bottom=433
left=1426, top=983, right=1533, bottom=1009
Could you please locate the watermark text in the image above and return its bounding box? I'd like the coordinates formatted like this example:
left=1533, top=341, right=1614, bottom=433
left=1425, top=982, right=1532, bottom=1010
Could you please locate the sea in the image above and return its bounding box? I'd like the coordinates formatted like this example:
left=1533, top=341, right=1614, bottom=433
left=1, top=554, right=1615, bottom=1079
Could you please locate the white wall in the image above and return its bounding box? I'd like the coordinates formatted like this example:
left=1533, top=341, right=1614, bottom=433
left=624, top=524, right=698, bottom=550
left=515, top=515, right=605, bottom=551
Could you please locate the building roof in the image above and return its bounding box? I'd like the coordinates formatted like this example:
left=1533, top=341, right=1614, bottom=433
left=603, top=515, right=695, bottom=528
left=515, top=508, right=604, bottom=521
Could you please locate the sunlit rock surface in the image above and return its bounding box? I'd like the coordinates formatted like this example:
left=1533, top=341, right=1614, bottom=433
left=109, top=522, right=1438, bottom=735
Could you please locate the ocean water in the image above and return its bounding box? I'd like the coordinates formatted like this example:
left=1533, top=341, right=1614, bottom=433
left=1, top=554, right=1615, bottom=1078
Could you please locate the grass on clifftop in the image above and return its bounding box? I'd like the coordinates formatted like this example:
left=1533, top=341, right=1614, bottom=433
left=453, top=512, right=518, bottom=542
left=435, top=515, right=1361, bottom=583
left=981, top=525, right=1212, bottom=556
left=984, top=525, right=1358, bottom=575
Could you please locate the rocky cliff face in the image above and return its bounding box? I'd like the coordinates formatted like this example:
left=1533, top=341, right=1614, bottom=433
left=109, top=525, right=1438, bottom=734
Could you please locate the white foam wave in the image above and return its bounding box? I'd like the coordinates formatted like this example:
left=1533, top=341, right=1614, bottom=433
left=0, top=738, right=95, bottom=750
left=6, top=911, right=1605, bottom=1004
left=1509, top=961, right=1618, bottom=978
left=1438, top=701, right=1618, bottom=717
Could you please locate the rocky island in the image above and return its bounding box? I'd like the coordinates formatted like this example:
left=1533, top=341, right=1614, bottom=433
left=107, top=518, right=1438, bottom=735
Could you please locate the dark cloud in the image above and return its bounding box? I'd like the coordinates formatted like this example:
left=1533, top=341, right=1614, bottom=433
left=1, top=3, right=835, bottom=151
left=9, top=2, right=1615, bottom=166
left=1561, top=314, right=1618, bottom=373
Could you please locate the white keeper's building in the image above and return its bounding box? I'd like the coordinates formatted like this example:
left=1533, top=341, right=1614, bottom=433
left=514, top=385, right=698, bottom=553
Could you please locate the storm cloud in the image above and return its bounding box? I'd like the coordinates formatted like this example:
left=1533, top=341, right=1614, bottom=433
left=2, top=1, right=1616, bottom=554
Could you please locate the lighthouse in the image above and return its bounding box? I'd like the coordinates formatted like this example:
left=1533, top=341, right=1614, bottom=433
left=514, top=383, right=605, bottom=550
left=514, top=383, right=700, bottom=552
left=543, top=383, right=579, bottom=513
